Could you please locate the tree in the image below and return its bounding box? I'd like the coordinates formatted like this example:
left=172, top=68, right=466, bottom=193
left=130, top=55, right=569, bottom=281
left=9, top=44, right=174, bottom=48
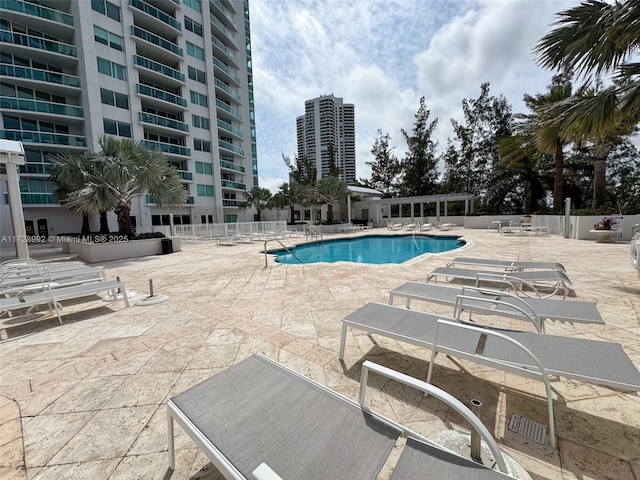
left=366, top=130, right=400, bottom=197
left=399, top=97, right=439, bottom=196
left=52, top=136, right=186, bottom=236
left=327, top=142, right=340, bottom=178
left=276, top=182, right=309, bottom=223
left=244, top=186, right=272, bottom=221
left=282, top=153, right=317, bottom=187
left=316, top=176, right=348, bottom=223
left=269, top=190, right=288, bottom=221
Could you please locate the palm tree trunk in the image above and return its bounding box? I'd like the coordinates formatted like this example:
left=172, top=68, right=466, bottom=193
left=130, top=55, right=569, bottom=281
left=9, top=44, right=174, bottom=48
left=99, top=211, right=109, bottom=234
left=592, top=143, right=611, bottom=209
left=553, top=140, right=564, bottom=211
left=327, top=204, right=334, bottom=223
left=117, top=202, right=134, bottom=236
left=81, top=215, right=90, bottom=235
left=290, top=205, right=295, bottom=224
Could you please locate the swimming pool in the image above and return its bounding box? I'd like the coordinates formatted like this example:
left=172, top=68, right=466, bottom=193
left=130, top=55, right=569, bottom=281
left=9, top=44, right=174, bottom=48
left=274, top=235, right=465, bottom=265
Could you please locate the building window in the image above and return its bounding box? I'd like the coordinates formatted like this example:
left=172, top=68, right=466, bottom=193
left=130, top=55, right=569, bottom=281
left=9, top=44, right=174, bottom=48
left=224, top=214, right=238, bottom=223
left=184, top=0, right=201, bottom=13
left=94, top=26, right=123, bottom=51
left=103, top=119, right=131, bottom=137
left=194, top=138, right=211, bottom=152
left=100, top=88, right=129, bottom=109
left=195, top=161, right=213, bottom=174
left=97, top=57, right=126, bottom=81
left=91, top=0, right=121, bottom=21
left=187, top=66, right=206, bottom=84
left=190, top=90, right=208, bottom=107
left=184, top=17, right=203, bottom=36
left=192, top=115, right=210, bottom=130
left=197, top=184, right=214, bottom=196
left=186, top=42, right=205, bottom=61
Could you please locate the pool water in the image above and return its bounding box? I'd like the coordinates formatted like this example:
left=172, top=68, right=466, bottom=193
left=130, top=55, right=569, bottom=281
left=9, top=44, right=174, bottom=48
left=275, top=235, right=465, bottom=265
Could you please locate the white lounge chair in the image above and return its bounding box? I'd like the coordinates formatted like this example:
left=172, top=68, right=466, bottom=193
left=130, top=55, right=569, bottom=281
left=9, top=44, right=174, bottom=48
left=340, top=303, right=640, bottom=448
left=167, top=354, right=514, bottom=479
left=447, top=257, right=566, bottom=272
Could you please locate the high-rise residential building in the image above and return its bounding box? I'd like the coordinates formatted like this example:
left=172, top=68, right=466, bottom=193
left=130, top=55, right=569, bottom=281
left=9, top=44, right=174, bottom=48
left=296, top=94, right=355, bottom=184
left=0, top=0, right=258, bottom=238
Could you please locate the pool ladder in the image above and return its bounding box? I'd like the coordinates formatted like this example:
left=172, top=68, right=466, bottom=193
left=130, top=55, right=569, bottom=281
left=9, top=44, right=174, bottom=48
left=264, top=238, right=303, bottom=268
left=304, top=225, right=323, bottom=243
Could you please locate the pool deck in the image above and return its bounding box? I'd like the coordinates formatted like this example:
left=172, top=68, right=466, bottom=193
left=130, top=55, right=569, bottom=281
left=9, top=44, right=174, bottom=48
left=1, top=228, right=639, bottom=480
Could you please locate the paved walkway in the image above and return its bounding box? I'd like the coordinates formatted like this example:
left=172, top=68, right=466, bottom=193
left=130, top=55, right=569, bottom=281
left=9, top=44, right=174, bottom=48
left=0, top=229, right=639, bottom=480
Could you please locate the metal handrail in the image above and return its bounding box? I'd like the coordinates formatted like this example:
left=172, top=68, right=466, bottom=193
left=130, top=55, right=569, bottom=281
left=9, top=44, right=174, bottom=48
left=303, top=225, right=322, bottom=243
left=264, top=238, right=302, bottom=268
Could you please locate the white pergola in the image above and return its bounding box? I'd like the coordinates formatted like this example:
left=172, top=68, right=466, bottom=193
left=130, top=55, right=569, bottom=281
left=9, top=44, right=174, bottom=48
left=366, top=193, right=474, bottom=225
left=0, top=140, right=29, bottom=258
left=346, top=186, right=382, bottom=224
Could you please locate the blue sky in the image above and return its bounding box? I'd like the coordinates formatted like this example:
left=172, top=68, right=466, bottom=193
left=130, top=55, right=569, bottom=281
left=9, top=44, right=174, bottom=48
left=249, top=0, right=577, bottom=192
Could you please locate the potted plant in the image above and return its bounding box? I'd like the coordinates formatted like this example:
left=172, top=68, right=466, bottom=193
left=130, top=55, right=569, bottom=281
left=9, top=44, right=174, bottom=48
left=594, top=217, right=616, bottom=230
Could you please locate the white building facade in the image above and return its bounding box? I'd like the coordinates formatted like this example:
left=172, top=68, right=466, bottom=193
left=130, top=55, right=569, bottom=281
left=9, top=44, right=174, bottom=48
left=0, top=0, right=258, bottom=239
left=296, top=94, right=355, bottom=185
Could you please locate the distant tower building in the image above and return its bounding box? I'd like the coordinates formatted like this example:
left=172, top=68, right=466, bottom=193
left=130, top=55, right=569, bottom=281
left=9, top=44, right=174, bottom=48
left=296, top=94, right=355, bottom=184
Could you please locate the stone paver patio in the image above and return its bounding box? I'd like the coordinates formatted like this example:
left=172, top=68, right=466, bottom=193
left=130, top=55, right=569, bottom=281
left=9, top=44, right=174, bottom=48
left=1, top=228, right=639, bottom=480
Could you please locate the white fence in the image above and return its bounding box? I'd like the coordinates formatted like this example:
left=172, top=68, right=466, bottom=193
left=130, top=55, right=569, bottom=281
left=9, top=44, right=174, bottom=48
left=136, top=221, right=289, bottom=241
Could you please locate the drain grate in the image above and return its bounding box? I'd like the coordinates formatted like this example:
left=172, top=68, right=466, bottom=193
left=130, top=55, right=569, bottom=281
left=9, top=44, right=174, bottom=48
left=508, top=414, right=547, bottom=445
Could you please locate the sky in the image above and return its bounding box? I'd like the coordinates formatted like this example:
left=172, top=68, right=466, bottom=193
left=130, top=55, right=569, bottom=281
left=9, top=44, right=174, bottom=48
left=249, top=0, right=578, bottom=193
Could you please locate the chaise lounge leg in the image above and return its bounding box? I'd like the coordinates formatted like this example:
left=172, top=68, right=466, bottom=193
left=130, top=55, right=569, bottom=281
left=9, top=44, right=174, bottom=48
left=167, top=412, right=175, bottom=470
left=338, top=323, right=348, bottom=360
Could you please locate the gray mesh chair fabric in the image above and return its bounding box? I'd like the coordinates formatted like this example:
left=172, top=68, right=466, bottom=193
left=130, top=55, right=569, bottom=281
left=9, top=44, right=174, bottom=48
left=169, top=355, right=401, bottom=480
left=389, top=282, right=604, bottom=325
left=391, top=438, right=512, bottom=479
left=447, top=257, right=566, bottom=272
left=340, top=303, right=640, bottom=392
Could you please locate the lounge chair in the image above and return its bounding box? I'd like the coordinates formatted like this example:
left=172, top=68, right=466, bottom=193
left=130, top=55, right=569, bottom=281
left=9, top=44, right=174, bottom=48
left=427, top=266, right=572, bottom=299
left=167, top=354, right=514, bottom=479
left=339, top=303, right=640, bottom=448
left=447, top=257, right=566, bottom=272
left=388, top=282, right=603, bottom=332
left=1, top=264, right=105, bottom=290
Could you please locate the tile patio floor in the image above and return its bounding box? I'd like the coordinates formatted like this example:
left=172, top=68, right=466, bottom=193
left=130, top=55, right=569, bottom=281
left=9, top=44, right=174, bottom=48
left=0, top=228, right=639, bottom=480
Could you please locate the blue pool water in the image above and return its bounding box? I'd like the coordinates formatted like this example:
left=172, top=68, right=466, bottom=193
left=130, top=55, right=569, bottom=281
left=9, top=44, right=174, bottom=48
left=275, top=235, right=465, bottom=265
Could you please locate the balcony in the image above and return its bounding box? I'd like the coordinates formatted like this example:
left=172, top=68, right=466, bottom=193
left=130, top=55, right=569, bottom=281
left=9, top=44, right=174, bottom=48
left=145, top=194, right=194, bottom=205
left=221, top=180, right=246, bottom=191
left=210, top=0, right=236, bottom=29
left=20, top=163, right=52, bottom=175
left=0, top=96, right=84, bottom=120
left=136, top=83, right=187, bottom=110
left=217, top=120, right=243, bottom=139
left=220, top=159, right=245, bottom=173
left=218, top=139, right=243, bottom=156
left=139, top=112, right=189, bottom=133
left=213, top=78, right=241, bottom=103
left=0, top=30, right=77, bottom=67
left=212, top=57, right=240, bottom=85
left=1, top=129, right=87, bottom=148
left=177, top=169, right=193, bottom=181
left=142, top=139, right=190, bottom=157
left=211, top=35, right=237, bottom=66
left=0, top=0, right=74, bottom=39
left=222, top=199, right=243, bottom=207
left=210, top=13, right=235, bottom=45
left=131, top=25, right=183, bottom=59
left=215, top=99, right=241, bottom=121
left=130, top=0, right=181, bottom=34
left=4, top=192, right=58, bottom=205
left=0, top=64, right=81, bottom=95
left=134, top=55, right=184, bottom=84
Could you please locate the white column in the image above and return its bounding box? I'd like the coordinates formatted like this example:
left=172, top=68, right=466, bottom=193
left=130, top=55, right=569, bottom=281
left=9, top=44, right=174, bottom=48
left=1, top=141, right=29, bottom=258
left=347, top=194, right=352, bottom=224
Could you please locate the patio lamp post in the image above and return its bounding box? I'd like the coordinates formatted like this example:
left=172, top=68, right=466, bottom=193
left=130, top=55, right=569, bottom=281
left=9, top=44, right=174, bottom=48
left=0, top=140, right=29, bottom=259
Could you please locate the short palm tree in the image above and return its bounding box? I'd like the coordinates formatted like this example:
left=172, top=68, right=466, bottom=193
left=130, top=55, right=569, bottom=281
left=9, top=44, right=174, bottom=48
left=316, top=176, right=349, bottom=223
left=52, top=136, right=187, bottom=236
left=244, top=186, right=272, bottom=221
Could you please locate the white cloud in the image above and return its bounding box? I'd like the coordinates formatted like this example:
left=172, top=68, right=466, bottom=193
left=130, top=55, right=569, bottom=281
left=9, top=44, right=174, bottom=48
left=251, top=0, right=576, bottom=187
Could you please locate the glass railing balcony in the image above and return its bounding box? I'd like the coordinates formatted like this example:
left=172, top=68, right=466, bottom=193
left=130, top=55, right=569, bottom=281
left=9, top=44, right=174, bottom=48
left=0, top=64, right=81, bottom=88
left=211, top=0, right=236, bottom=28
left=146, top=193, right=193, bottom=205
left=4, top=192, right=58, bottom=205
left=210, top=13, right=235, bottom=43
left=136, top=84, right=187, bottom=107
left=215, top=99, right=241, bottom=120
left=212, top=57, right=240, bottom=84
left=134, top=55, right=184, bottom=82
left=0, top=96, right=83, bottom=117
left=142, top=139, right=190, bottom=157
left=213, top=78, right=240, bottom=102
left=217, top=120, right=243, bottom=138
left=218, top=139, right=243, bottom=156
left=177, top=169, right=193, bottom=181
left=0, top=30, right=76, bottom=56
left=211, top=35, right=236, bottom=62
left=0, top=0, right=74, bottom=26
left=221, top=180, right=246, bottom=190
left=1, top=129, right=86, bottom=147
left=20, top=163, right=53, bottom=174
left=222, top=199, right=243, bottom=207
left=131, top=25, right=183, bottom=57
left=130, top=0, right=181, bottom=31
left=139, top=112, right=189, bottom=132
left=220, top=159, right=245, bottom=173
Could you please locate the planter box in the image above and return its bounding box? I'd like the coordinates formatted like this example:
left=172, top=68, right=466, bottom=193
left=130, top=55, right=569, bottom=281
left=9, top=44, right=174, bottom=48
left=77, top=237, right=181, bottom=263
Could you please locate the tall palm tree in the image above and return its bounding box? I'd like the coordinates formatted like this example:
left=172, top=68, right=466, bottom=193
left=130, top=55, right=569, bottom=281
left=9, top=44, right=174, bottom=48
left=244, top=186, right=272, bottom=221
left=53, top=136, right=187, bottom=236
